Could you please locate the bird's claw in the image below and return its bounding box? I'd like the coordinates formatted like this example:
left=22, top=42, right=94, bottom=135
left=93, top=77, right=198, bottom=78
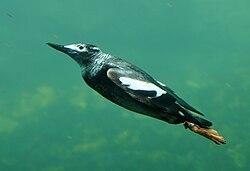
left=184, top=121, right=226, bottom=145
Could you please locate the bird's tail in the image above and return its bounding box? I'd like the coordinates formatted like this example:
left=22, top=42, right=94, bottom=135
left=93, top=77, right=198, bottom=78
left=177, top=105, right=212, bottom=128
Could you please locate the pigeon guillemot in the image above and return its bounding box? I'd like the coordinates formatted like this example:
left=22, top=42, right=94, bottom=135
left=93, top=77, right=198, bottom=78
left=47, top=42, right=225, bottom=144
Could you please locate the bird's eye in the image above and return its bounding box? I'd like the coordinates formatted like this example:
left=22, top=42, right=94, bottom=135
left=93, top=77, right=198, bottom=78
left=79, top=46, right=84, bottom=50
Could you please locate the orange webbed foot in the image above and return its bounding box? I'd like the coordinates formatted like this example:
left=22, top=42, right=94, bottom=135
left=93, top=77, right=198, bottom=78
left=184, top=121, right=226, bottom=145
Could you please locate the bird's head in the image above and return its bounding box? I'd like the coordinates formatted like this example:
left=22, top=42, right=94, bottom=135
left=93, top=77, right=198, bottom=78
left=47, top=43, right=101, bottom=64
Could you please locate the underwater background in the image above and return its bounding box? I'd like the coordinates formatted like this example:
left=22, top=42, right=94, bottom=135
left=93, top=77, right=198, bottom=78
left=1, top=0, right=250, bottom=170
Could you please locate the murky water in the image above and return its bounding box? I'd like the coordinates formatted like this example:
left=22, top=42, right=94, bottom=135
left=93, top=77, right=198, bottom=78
left=1, top=0, right=250, bottom=170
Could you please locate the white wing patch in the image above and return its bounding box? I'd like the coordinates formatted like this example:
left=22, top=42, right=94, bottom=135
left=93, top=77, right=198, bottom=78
left=157, top=81, right=166, bottom=87
left=119, top=77, right=166, bottom=97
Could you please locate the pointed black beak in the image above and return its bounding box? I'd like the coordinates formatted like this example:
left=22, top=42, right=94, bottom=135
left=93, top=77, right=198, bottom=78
left=47, top=42, right=68, bottom=54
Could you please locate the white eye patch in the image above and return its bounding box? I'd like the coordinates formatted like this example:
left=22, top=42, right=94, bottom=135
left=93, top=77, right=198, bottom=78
left=64, top=44, right=87, bottom=52
left=119, top=77, right=166, bottom=97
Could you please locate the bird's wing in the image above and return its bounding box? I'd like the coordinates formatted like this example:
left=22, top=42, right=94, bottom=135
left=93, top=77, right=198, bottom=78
left=156, top=81, right=204, bottom=115
left=107, top=68, right=165, bottom=101
left=107, top=68, right=203, bottom=116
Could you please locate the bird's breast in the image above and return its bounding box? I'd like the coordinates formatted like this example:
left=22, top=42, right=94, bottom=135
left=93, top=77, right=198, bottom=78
left=83, top=73, right=162, bottom=117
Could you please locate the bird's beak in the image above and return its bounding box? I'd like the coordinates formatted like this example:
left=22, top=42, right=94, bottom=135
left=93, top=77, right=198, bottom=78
left=47, top=43, right=69, bottom=54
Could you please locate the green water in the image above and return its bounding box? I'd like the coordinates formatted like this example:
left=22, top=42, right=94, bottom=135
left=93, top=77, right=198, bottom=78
left=1, top=0, right=250, bottom=170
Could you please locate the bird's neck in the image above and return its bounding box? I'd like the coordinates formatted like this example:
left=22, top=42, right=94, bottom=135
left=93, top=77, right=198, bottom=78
left=80, top=52, right=112, bottom=77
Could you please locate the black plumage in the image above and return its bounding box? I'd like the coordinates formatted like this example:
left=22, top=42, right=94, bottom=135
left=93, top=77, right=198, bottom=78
left=47, top=42, right=212, bottom=128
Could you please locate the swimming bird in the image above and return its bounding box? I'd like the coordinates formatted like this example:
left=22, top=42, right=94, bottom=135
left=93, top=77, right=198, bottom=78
left=47, top=42, right=225, bottom=144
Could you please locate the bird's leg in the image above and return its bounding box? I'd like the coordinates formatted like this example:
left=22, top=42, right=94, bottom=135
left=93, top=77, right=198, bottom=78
left=184, top=121, right=226, bottom=145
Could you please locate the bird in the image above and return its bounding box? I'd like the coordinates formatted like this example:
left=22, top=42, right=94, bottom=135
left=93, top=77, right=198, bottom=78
left=47, top=42, right=225, bottom=144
